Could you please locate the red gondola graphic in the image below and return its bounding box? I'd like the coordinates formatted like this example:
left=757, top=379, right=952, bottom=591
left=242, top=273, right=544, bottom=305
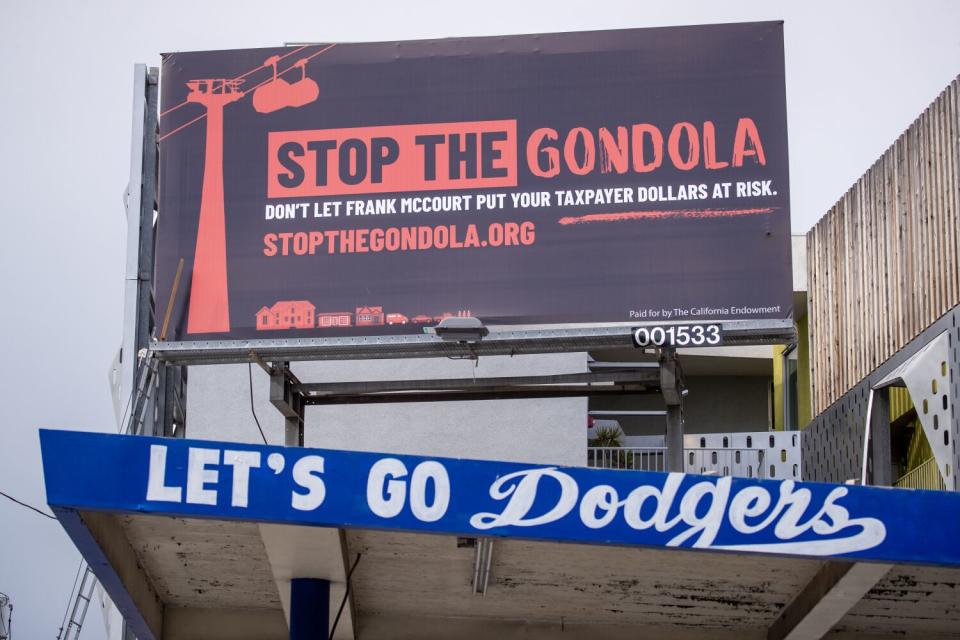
left=253, top=56, right=319, bottom=114
left=185, top=79, right=243, bottom=334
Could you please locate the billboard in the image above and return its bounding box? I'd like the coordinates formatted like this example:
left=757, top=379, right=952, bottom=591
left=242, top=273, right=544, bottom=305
left=156, top=22, right=792, bottom=342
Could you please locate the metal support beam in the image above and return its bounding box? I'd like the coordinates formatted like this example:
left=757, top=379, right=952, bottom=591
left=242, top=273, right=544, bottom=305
left=150, top=319, right=798, bottom=366
left=134, top=67, right=159, bottom=369
left=781, top=342, right=797, bottom=430
left=163, top=365, right=187, bottom=438
left=767, top=561, right=892, bottom=640
left=134, top=67, right=160, bottom=437
left=471, top=538, right=494, bottom=596
left=298, top=369, right=662, bottom=405
left=270, top=363, right=305, bottom=447
left=298, top=370, right=660, bottom=395
left=289, top=578, right=329, bottom=640
left=306, top=385, right=657, bottom=405
left=665, top=406, right=683, bottom=472
left=589, top=410, right=667, bottom=418
left=119, top=65, right=150, bottom=421
left=660, top=349, right=685, bottom=472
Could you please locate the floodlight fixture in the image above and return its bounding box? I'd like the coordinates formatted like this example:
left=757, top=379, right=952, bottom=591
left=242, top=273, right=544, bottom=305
left=433, top=316, right=489, bottom=343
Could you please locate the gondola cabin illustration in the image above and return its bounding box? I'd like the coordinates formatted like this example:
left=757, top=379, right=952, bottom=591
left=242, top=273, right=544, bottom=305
left=252, top=56, right=319, bottom=114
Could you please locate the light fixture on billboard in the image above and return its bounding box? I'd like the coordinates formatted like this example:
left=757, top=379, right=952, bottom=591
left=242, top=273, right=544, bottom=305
left=433, top=317, right=489, bottom=343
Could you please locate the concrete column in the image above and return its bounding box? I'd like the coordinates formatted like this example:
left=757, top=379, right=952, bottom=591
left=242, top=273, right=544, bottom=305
left=290, top=578, right=330, bottom=640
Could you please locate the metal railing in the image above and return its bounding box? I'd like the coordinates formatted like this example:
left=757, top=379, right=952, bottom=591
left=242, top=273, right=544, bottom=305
left=587, top=447, right=667, bottom=472
left=894, top=457, right=946, bottom=491
left=586, top=447, right=802, bottom=480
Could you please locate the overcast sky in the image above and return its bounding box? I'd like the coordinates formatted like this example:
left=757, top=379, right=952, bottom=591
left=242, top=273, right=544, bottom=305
left=1, top=1, right=958, bottom=638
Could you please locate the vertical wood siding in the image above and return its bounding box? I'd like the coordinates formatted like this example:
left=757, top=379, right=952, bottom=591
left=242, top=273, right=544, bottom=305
left=808, top=77, right=960, bottom=415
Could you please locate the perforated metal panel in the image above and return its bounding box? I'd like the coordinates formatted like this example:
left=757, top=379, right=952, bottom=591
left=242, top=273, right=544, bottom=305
left=803, top=305, right=960, bottom=490
left=876, top=331, right=954, bottom=486
left=683, top=431, right=801, bottom=480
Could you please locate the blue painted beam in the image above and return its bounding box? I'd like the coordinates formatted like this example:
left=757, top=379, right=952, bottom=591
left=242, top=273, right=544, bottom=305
left=53, top=507, right=159, bottom=640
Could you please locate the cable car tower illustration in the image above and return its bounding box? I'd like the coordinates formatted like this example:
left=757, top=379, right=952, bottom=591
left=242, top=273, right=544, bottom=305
left=185, top=78, right=243, bottom=334
left=183, top=55, right=321, bottom=334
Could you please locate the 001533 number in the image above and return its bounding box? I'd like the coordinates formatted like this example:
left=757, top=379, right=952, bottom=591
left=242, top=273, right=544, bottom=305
left=632, top=324, right=722, bottom=348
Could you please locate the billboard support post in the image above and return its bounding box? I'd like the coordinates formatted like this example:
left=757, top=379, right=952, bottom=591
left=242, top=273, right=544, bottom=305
left=660, top=349, right=685, bottom=472
left=270, top=362, right=305, bottom=447
left=135, top=68, right=158, bottom=379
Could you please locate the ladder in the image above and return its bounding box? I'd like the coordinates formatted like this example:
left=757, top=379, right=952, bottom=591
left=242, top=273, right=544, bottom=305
left=126, top=349, right=159, bottom=435
left=58, top=565, right=96, bottom=640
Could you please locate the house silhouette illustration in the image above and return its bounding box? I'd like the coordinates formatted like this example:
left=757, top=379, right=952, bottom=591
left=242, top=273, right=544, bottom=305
left=256, top=300, right=316, bottom=330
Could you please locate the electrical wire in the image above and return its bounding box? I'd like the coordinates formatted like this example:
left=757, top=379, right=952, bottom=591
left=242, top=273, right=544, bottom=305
left=328, top=553, right=362, bottom=640
left=248, top=364, right=268, bottom=445
left=0, top=490, right=56, bottom=520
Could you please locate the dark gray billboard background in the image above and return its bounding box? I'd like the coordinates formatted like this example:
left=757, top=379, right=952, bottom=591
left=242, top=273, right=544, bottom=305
left=156, top=22, right=792, bottom=341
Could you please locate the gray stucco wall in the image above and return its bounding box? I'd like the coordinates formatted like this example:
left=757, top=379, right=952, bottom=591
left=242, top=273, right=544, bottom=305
left=186, top=353, right=588, bottom=466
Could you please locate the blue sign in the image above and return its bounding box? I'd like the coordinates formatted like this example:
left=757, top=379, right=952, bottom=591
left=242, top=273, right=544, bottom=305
left=40, top=429, right=960, bottom=566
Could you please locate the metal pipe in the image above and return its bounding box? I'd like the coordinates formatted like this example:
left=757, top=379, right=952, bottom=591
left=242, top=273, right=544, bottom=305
left=861, top=388, right=876, bottom=485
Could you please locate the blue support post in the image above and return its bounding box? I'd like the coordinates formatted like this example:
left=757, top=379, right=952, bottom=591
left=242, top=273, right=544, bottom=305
left=290, top=578, right=329, bottom=640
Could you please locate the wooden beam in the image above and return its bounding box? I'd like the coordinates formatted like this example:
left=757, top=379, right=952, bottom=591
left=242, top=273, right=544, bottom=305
left=768, top=561, right=892, bottom=640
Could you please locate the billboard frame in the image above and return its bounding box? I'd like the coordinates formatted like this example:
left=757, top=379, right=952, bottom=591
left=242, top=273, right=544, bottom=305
left=154, top=25, right=794, bottom=351
left=149, top=318, right=795, bottom=365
